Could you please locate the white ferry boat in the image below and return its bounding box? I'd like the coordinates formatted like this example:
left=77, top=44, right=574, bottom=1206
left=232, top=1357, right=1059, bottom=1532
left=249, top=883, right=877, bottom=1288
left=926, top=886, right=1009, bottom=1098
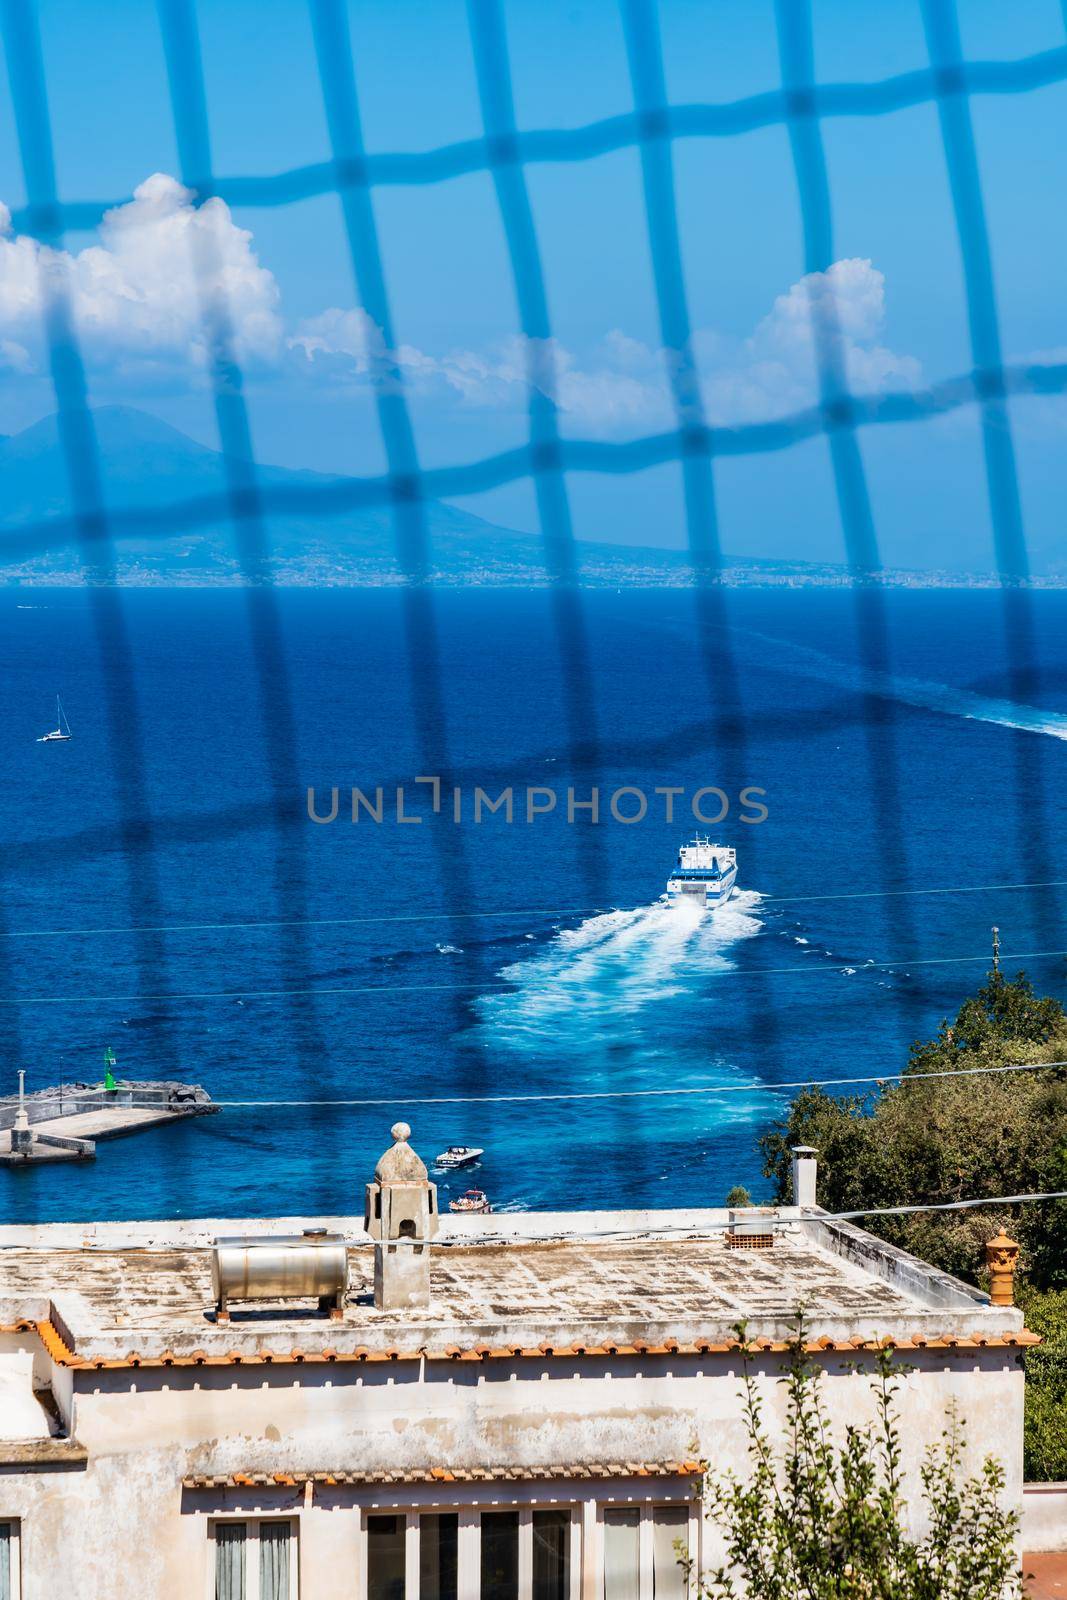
left=665, top=836, right=737, bottom=909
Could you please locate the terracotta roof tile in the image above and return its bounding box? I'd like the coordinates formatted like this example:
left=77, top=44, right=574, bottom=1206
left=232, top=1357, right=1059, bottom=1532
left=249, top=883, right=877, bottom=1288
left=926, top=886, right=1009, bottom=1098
left=182, top=1460, right=705, bottom=1490
left=27, top=1319, right=1040, bottom=1371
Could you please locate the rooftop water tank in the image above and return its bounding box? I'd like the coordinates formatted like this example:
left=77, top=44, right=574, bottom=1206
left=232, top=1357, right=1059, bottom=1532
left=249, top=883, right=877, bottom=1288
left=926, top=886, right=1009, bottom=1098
left=210, top=1230, right=349, bottom=1321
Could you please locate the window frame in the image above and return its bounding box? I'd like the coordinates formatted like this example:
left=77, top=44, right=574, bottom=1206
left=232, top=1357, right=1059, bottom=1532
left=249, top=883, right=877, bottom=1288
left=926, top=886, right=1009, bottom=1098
left=205, top=1515, right=299, bottom=1600
left=599, top=1500, right=698, bottom=1600
left=360, top=1501, right=581, bottom=1600
left=0, top=1518, right=22, bottom=1600
left=355, top=1490, right=698, bottom=1600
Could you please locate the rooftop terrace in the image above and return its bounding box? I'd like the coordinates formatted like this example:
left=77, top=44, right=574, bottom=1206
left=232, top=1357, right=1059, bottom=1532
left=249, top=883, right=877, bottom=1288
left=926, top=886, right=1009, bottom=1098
left=0, top=1208, right=1029, bottom=1368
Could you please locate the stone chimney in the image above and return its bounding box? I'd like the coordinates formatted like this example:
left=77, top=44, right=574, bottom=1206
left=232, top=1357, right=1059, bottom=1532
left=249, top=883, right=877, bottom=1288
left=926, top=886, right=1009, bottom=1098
left=984, top=1227, right=1020, bottom=1306
left=364, top=1122, right=439, bottom=1311
left=791, top=1146, right=818, bottom=1207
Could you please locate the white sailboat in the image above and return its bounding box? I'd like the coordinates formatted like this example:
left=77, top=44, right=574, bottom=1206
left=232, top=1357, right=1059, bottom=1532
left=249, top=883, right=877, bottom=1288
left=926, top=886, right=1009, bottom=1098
left=38, top=696, right=72, bottom=743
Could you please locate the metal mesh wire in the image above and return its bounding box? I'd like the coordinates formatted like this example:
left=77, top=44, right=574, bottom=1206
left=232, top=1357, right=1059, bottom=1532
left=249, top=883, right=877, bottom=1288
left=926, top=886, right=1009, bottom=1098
left=0, top=0, right=1062, bottom=1094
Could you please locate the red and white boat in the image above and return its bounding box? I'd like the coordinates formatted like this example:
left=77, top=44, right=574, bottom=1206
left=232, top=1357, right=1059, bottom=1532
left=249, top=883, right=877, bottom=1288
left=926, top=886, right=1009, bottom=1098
left=449, top=1188, right=492, bottom=1215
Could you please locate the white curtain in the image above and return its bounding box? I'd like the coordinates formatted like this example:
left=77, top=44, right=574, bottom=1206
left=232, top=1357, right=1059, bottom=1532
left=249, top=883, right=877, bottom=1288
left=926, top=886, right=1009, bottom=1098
left=652, top=1507, right=688, bottom=1599
left=0, top=1522, right=11, bottom=1600
left=603, top=1509, right=639, bottom=1600
left=259, top=1522, right=291, bottom=1600
left=215, top=1522, right=246, bottom=1600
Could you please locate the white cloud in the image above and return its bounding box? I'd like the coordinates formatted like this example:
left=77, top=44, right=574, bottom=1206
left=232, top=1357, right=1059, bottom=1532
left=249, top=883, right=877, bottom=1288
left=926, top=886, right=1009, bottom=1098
left=747, top=257, right=921, bottom=404
left=290, top=256, right=921, bottom=434
left=288, top=306, right=384, bottom=370
left=0, top=181, right=919, bottom=434
left=0, top=174, right=281, bottom=371
left=1025, top=344, right=1067, bottom=368
left=755, top=257, right=887, bottom=351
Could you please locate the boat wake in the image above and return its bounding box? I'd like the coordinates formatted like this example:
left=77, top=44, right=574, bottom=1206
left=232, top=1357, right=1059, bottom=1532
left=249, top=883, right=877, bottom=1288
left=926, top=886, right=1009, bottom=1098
left=475, top=891, right=763, bottom=1058
left=746, top=629, right=1067, bottom=741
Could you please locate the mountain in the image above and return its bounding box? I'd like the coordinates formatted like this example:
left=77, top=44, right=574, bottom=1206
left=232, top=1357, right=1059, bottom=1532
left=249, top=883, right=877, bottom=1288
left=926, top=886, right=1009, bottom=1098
left=0, top=406, right=1049, bottom=587
left=0, top=406, right=551, bottom=584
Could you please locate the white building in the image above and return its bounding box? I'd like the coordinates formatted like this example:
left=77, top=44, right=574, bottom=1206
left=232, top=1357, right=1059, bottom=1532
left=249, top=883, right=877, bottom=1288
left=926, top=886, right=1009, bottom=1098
left=0, top=1129, right=1034, bottom=1599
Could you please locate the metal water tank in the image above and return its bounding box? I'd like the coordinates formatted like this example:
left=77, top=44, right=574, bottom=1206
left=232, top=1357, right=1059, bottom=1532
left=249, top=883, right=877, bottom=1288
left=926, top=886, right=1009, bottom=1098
left=211, top=1230, right=349, bottom=1321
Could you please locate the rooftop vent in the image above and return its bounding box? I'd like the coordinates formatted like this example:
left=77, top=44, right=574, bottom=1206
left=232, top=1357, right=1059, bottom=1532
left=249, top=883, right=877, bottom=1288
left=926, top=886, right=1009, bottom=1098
left=725, top=1207, right=778, bottom=1250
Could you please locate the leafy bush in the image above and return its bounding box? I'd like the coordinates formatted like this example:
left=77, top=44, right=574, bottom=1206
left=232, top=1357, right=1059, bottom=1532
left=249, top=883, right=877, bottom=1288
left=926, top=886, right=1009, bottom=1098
left=759, top=970, right=1067, bottom=1289
left=693, top=1324, right=1023, bottom=1600
left=1018, top=1286, right=1067, bottom=1482
left=756, top=969, right=1067, bottom=1482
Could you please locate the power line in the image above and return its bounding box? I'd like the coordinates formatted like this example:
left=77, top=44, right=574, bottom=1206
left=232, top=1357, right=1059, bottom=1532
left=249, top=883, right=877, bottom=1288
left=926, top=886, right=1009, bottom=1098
left=0, top=943, right=1062, bottom=1008
left=207, top=1056, right=1067, bottom=1108
left=5, top=1190, right=1065, bottom=1256
left=766, top=878, right=1067, bottom=907
left=0, top=876, right=1063, bottom=943
left=502, top=1188, right=1067, bottom=1246
left=5, top=1054, right=1061, bottom=1114
left=0, top=905, right=601, bottom=941
left=826, top=1190, right=1067, bottom=1224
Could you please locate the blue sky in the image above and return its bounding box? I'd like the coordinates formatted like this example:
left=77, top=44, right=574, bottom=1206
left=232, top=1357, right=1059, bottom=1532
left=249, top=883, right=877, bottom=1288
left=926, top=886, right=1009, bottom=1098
left=0, top=0, right=1066, bottom=571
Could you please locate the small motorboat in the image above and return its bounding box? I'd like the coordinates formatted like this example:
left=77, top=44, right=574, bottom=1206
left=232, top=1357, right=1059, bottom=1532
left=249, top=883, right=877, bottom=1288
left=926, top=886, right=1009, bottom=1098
left=38, top=695, right=72, bottom=743
left=449, top=1188, right=492, bottom=1214
left=434, top=1145, right=483, bottom=1170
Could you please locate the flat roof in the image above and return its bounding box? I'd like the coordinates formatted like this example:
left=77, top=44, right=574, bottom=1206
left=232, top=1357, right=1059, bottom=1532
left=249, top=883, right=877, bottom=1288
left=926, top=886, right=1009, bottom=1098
left=0, top=1208, right=1026, bottom=1367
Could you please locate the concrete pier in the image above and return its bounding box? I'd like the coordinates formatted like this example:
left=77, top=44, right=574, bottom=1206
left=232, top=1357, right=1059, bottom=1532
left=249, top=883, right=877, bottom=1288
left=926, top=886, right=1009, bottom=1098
left=0, top=1080, right=217, bottom=1164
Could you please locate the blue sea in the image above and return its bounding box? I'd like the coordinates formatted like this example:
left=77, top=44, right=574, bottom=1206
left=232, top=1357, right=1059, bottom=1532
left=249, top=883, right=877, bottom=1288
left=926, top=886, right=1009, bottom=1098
left=2, top=587, right=1065, bottom=1224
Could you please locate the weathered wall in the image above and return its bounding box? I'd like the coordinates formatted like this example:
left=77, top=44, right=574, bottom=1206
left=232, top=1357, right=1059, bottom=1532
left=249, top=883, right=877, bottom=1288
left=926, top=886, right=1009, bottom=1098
left=1023, top=1483, right=1067, bottom=1552
left=0, top=1347, right=1024, bottom=1598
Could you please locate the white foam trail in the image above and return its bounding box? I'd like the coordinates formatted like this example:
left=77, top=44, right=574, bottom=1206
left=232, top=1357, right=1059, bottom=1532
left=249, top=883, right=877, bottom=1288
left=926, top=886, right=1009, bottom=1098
left=744, top=629, right=1067, bottom=741
left=477, top=891, right=763, bottom=1051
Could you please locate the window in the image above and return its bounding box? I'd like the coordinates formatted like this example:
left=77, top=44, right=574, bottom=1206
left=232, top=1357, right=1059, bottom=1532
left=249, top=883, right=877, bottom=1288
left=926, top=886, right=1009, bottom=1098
left=357, top=1500, right=690, bottom=1598
left=603, top=1504, right=691, bottom=1600
left=651, top=1507, right=687, bottom=1599
left=367, top=1515, right=406, bottom=1600
left=480, top=1511, right=519, bottom=1600
left=364, top=1507, right=577, bottom=1599
left=259, top=1522, right=293, bottom=1600
left=603, top=1508, right=640, bottom=1600
left=532, top=1510, right=570, bottom=1600
left=210, top=1519, right=296, bottom=1600
left=420, top=1513, right=458, bottom=1600
left=0, top=1521, right=21, bottom=1600
left=215, top=1523, right=245, bottom=1600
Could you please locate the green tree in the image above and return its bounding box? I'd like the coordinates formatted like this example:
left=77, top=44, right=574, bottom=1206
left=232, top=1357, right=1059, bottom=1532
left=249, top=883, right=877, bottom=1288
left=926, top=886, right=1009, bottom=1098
left=759, top=970, right=1067, bottom=1288
left=692, top=1323, right=1023, bottom=1600
left=757, top=968, right=1067, bottom=1484
left=1017, top=1285, right=1067, bottom=1482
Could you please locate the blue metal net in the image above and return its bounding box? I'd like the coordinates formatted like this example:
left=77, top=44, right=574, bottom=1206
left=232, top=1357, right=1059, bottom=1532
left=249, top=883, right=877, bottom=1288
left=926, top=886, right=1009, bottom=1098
left=0, top=0, right=1062, bottom=1124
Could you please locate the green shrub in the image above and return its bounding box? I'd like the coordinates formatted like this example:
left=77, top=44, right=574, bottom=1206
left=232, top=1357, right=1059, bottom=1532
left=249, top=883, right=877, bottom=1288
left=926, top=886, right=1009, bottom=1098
left=1018, top=1287, right=1067, bottom=1482
left=759, top=971, right=1067, bottom=1289
left=693, top=1322, right=1023, bottom=1600
left=755, top=968, right=1067, bottom=1485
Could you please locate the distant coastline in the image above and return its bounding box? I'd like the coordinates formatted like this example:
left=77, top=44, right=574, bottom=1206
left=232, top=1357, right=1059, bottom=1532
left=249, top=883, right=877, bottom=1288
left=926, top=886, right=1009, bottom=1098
left=2, top=561, right=1064, bottom=589
left=4, top=407, right=1065, bottom=589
